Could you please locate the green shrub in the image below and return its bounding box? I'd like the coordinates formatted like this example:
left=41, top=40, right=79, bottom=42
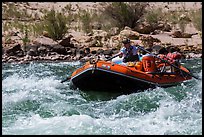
left=190, top=8, right=202, bottom=31
left=62, top=3, right=72, bottom=13
left=102, top=2, right=149, bottom=30
left=166, top=11, right=180, bottom=26
left=32, top=22, right=45, bottom=37
left=2, top=3, right=32, bottom=20
left=164, top=10, right=190, bottom=32
left=2, top=22, right=10, bottom=32
left=21, top=24, right=30, bottom=47
left=178, top=19, right=188, bottom=33
left=144, top=7, right=164, bottom=25
left=78, top=9, right=93, bottom=33
left=43, top=8, right=68, bottom=40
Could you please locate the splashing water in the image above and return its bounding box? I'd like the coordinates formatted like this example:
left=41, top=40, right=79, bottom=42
left=2, top=59, right=202, bottom=135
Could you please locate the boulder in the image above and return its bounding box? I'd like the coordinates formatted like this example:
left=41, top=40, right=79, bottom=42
left=133, top=22, right=154, bottom=34
left=4, top=44, right=24, bottom=56
left=58, top=35, right=75, bottom=48
left=162, top=23, right=172, bottom=32
left=109, top=27, right=120, bottom=36
left=152, top=45, right=162, bottom=54
left=84, top=47, right=91, bottom=55
left=24, top=44, right=39, bottom=54
left=33, top=36, right=58, bottom=46
left=103, top=49, right=113, bottom=55
left=38, top=46, right=47, bottom=56
left=171, top=30, right=198, bottom=38
left=182, top=33, right=198, bottom=38
left=50, top=45, right=68, bottom=55
left=42, top=31, right=49, bottom=37
left=27, top=49, right=38, bottom=56
left=139, top=35, right=161, bottom=48
left=91, top=22, right=102, bottom=30
left=119, top=27, right=140, bottom=40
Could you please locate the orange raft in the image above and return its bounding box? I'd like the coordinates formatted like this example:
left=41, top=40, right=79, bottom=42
left=69, top=60, right=192, bottom=92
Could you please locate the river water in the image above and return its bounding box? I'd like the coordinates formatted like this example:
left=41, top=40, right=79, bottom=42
left=2, top=58, right=202, bottom=135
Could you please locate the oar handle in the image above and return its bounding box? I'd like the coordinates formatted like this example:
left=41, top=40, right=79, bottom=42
left=105, top=53, right=121, bottom=61
left=137, top=46, right=201, bottom=80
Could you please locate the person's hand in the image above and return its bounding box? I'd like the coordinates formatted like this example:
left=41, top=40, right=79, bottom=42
left=119, top=53, right=123, bottom=58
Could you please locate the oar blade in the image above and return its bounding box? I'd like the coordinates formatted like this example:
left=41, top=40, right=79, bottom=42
left=60, top=77, right=71, bottom=83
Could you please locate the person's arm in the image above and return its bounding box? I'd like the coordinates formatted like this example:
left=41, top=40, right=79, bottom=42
left=135, top=45, right=143, bottom=54
left=118, top=47, right=125, bottom=58
left=118, top=52, right=123, bottom=58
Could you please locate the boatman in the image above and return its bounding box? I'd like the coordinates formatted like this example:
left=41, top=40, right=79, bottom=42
left=118, top=38, right=139, bottom=63
left=166, top=47, right=182, bottom=72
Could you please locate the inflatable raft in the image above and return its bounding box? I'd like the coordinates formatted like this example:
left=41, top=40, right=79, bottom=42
left=68, top=56, right=192, bottom=92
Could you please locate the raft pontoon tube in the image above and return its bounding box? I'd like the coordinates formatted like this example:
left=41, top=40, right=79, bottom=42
left=69, top=59, right=192, bottom=93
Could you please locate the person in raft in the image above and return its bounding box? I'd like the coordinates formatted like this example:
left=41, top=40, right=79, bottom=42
left=112, top=38, right=140, bottom=65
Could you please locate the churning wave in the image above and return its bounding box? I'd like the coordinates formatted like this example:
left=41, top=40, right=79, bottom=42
left=2, top=59, right=202, bottom=135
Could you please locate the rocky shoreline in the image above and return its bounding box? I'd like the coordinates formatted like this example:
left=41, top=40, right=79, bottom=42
left=2, top=2, right=202, bottom=64
left=2, top=28, right=202, bottom=65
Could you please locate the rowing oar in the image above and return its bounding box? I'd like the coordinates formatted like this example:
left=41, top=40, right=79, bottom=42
left=60, top=76, right=71, bottom=83
left=137, top=46, right=201, bottom=80
left=105, top=53, right=121, bottom=61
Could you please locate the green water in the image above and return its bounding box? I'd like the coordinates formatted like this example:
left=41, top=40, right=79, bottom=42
left=2, top=58, right=202, bottom=135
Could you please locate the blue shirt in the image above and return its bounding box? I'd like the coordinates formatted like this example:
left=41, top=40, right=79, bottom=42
left=120, top=45, right=138, bottom=58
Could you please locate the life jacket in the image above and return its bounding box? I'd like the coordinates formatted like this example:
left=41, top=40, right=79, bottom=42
left=158, top=54, right=168, bottom=61
left=167, top=52, right=181, bottom=63
left=167, top=52, right=181, bottom=59
left=173, top=52, right=182, bottom=60
left=142, top=55, right=157, bottom=72
left=158, top=54, right=166, bottom=59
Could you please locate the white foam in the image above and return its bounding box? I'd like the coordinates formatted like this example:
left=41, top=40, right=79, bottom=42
left=2, top=61, right=202, bottom=135
left=3, top=89, right=202, bottom=135
left=48, top=61, right=81, bottom=67
left=2, top=73, right=63, bottom=104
